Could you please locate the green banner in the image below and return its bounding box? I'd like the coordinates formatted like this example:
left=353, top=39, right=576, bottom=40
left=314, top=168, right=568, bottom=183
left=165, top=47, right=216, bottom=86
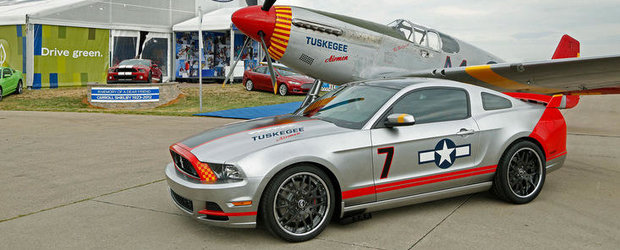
left=0, top=25, right=26, bottom=73
left=33, top=25, right=109, bottom=88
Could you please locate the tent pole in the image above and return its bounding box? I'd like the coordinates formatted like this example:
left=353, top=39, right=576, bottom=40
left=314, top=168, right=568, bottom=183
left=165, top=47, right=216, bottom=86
left=198, top=7, right=203, bottom=112
left=229, top=26, right=234, bottom=85
left=26, top=21, right=34, bottom=89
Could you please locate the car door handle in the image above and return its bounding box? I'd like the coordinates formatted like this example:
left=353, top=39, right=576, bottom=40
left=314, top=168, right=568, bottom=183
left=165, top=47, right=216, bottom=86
left=456, top=128, right=476, bottom=136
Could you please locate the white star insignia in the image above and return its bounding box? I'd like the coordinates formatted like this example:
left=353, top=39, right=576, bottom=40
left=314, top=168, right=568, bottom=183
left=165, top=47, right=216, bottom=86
left=436, top=141, right=455, bottom=165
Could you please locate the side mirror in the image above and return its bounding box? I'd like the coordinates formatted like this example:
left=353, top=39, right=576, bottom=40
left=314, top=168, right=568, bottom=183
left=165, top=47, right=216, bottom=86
left=385, top=113, right=415, bottom=128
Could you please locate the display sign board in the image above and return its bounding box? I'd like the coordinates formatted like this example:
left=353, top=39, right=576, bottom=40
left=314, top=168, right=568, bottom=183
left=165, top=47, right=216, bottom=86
left=0, top=25, right=26, bottom=73
left=91, top=87, right=160, bottom=103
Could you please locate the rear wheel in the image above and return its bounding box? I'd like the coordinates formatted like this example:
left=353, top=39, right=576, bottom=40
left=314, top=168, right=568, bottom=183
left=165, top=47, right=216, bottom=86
left=492, top=140, right=546, bottom=204
left=0, top=87, right=3, bottom=101
left=245, top=80, right=254, bottom=91
left=260, top=165, right=335, bottom=242
left=16, top=80, right=23, bottom=94
left=148, top=71, right=152, bottom=83
left=278, top=84, right=288, bottom=96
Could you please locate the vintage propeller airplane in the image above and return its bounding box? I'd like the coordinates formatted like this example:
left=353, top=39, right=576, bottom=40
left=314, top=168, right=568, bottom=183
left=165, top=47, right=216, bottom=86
left=229, top=0, right=620, bottom=107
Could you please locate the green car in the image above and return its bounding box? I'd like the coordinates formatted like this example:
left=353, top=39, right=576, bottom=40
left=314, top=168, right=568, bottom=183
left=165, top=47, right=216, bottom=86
left=0, top=66, right=24, bottom=101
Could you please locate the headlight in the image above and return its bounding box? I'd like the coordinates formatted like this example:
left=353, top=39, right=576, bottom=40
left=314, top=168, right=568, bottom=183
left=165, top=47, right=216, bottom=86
left=210, top=163, right=244, bottom=182
left=108, top=68, right=115, bottom=73
left=288, top=81, right=301, bottom=85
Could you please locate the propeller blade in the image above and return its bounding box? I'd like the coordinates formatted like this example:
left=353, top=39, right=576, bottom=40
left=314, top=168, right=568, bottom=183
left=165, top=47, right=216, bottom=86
left=262, top=0, right=276, bottom=11
left=222, top=37, right=251, bottom=87
left=259, top=31, right=278, bottom=94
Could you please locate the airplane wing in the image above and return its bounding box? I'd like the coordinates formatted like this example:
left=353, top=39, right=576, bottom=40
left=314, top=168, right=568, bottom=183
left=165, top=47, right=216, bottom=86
left=404, top=55, right=620, bottom=95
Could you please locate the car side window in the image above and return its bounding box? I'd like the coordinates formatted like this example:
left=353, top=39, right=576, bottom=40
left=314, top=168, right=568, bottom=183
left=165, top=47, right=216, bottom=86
left=254, top=67, right=266, bottom=74
left=391, top=88, right=470, bottom=124
left=481, top=92, right=512, bottom=110
left=3, top=68, right=11, bottom=77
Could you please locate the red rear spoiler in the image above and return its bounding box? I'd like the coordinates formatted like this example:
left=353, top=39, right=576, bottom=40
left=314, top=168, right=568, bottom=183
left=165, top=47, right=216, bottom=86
left=504, top=92, right=579, bottom=109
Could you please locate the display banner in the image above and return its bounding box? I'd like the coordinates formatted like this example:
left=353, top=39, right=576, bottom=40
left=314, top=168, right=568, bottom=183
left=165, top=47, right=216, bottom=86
left=0, top=25, right=26, bottom=75
left=33, top=25, right=109, bottom=88
left=91, top=87, right=160, bottom=102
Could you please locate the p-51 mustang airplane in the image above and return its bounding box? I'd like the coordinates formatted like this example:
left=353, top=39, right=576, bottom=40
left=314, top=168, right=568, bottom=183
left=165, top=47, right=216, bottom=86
left=229, top=0, right=620, bottom=106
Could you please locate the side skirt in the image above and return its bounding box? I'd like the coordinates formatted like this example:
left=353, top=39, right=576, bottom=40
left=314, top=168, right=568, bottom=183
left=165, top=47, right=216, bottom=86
left=343, top=182, right=492, bottom=214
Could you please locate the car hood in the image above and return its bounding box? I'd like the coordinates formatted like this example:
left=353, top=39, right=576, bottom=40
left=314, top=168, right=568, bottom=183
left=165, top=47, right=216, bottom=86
left=280, top=75, right=315, bottom=83
left=179, top=115, right=351, bottom=163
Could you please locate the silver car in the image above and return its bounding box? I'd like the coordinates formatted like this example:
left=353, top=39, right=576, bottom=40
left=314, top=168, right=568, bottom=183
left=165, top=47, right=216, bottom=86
left=166, top=78, right=567, bottom=241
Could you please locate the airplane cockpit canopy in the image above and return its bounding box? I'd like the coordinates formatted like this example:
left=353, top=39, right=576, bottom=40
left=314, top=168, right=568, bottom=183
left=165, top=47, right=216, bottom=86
left=388, top=19, right=460, bottom=54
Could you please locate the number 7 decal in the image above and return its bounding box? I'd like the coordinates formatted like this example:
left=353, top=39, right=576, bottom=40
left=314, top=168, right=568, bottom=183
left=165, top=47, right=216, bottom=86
left=377, top=147, right=394, bottom=179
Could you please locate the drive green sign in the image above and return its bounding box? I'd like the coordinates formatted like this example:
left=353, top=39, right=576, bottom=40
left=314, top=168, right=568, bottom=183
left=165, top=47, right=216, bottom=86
left=33, top=25, right=109, bottom=88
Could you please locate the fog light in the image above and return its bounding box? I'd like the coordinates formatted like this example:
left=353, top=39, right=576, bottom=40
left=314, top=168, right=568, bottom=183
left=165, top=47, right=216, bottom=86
left=139, top=76, right=144, bottom=80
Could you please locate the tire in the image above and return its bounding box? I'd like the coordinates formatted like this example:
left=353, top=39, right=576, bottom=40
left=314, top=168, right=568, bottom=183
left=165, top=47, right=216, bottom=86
left=245, top=80, right=254, bottom=91
left=0, top=87, right=3, bottom=102
left=492, top=140, right=546, bottom=204
left=148, top=72, right=153, bottom=83
left=278, top=84, right=288, bottom=96
left=260, top=165, right=335, bottom=242
left=16, top=80, right=23, bottom=94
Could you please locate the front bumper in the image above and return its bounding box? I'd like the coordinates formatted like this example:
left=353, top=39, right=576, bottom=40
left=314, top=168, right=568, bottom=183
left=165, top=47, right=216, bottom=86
left=165, top=163, right=262, bottom=228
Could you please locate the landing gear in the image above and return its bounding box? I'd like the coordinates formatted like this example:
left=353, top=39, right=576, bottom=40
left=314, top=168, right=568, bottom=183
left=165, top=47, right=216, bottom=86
left=300, top=79, right=322, bottom=109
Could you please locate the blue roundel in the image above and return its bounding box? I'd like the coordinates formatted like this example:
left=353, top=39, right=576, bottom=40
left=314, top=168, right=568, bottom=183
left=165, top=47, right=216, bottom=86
left=434, top=139, right=457, bottom=169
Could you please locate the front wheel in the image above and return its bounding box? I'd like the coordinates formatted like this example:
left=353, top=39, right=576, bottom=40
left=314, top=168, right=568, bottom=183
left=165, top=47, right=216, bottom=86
left=278, top=84, right=288, bottom=96
left=0, top=87, right=3, bottom=101
left=492, top=140, right=546, bottom=204
left=148, top=72, right=152, bottom=83
left=245, top=80, right=254, bottom=91
left=260, top=165, right=335, bottom=242
left=16, top=80, right=23, bottom=94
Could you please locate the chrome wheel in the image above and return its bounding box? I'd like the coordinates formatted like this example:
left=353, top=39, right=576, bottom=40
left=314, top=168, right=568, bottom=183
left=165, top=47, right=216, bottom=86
left=245, top=80, right=253, bottom=91
left=17, top=81, right=23, bottom=94
left=273, top=172, right=330, bottom=237
left=507, top=148, right=543, bottom=198
left=278, top=84, right=288, bottom=96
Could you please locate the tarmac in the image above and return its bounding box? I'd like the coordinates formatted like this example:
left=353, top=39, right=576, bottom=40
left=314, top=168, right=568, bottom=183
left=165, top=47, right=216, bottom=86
left=0, top=95, right=618, bottom=249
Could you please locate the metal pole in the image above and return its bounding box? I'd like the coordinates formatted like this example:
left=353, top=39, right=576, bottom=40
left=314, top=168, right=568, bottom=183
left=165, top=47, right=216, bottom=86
left=198, top=7, right=204, bottom=112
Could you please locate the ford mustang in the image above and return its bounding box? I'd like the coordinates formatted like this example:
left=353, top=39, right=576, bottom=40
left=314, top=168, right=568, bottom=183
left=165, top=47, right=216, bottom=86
left=107, top=59, right=162, bottom=83
left=166, top=78, right=570, bottom=241
left=0, top=66, right=24, bottom=101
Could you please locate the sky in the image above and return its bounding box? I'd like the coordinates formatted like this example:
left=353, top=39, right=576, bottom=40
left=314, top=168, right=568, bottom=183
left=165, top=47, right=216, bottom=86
left=283, top=0, right=620, bottom=62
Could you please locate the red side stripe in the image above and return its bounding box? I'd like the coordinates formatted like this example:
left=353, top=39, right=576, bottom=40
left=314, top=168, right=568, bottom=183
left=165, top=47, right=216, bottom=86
left=198, top=210, right=257, bottom=217
left=342, top=165, right=497, bottom=200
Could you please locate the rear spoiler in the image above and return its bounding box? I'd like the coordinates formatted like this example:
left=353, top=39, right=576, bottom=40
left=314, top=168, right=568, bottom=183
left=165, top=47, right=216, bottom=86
left=504, top=92, right=580, bottom=109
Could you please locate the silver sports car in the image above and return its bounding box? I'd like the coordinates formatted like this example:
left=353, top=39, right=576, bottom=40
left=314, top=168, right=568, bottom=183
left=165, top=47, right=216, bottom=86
left=166, top=78, right=568, bottom=241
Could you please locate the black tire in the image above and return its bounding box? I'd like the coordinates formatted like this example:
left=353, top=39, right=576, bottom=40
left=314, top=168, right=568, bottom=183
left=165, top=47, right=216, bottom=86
left=245, top=80, right=254, bottom=91
left=492, top=140, right=546, bottom=204
left=0, top=86, right=3, bottom=101
left=148, top=72, right=152, bottom=83
left=260, top=165, right=335, bottom=242
left=278, top=84, right=288, bottom=96
left=16, top=80, right=23, bottom=94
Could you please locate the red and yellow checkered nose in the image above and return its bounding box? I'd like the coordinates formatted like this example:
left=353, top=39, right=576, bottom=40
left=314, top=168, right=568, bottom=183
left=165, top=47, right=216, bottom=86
left=231, top=5, right=292, bottom=60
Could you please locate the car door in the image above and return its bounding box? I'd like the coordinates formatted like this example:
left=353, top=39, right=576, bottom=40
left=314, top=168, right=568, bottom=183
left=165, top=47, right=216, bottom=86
left=2, top=68, right=15, bottom=93
left=252, top=66, right=270, bottom=90
left=370, top=87, right=480, bottom=201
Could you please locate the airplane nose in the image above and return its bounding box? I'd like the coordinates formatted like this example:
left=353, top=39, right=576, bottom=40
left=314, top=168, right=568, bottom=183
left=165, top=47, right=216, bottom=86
left=232, top=6, right=276, bottom=44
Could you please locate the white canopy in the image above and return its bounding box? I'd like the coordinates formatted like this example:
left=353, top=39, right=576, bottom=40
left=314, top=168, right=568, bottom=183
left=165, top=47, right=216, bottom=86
left=173, top=7, right=241, bottom=32
left=0, top=0, right=196, bottom=33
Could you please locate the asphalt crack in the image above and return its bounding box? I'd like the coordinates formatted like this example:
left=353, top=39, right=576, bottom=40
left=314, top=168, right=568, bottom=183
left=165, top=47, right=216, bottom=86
left=408, top=194, right=474, bottom=249
left=0, top=179, right=166, bottom=223
left=92, top=200, right=183, bottom=216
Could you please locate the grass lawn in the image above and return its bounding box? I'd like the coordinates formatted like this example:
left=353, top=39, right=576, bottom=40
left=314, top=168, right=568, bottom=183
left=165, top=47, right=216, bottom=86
left=0, top=83, right=306, bottom=117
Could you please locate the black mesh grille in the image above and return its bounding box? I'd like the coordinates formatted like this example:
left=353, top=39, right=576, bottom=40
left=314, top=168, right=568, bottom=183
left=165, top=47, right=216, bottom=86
left=301, top=83, right=313, bottom=89
left=117, top=68, right=137, bottom=73
left=205, top=202, right=228, bottom=221
left=170, top=150, right=199, bottom=179
left=171, top=190, right=193, bottom=212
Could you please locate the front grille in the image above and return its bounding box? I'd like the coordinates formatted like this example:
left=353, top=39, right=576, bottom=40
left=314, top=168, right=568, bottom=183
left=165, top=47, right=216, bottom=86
left=301, top=83, right=313, bottom=89
left=117, top=68, right=137, bottom=73
left=170, top=150, right=199, bottom=179
left=205, top=202, right=228, bottom=221
left=171, top=190, right=193, bottom=212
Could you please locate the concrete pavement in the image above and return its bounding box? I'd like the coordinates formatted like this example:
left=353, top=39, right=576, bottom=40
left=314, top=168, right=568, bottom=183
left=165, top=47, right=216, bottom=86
left=0, top=95, right=618, bottom=249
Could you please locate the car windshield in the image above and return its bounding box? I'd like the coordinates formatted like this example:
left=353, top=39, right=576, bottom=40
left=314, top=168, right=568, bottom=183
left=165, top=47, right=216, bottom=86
left=276, top=69, right=299, bottom=77
left=299, top=85, right=398, bottom=129
left=119, top=59, right=150, bottom=67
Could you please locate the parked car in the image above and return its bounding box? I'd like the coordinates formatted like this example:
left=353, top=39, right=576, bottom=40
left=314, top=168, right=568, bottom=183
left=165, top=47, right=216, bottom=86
left=166, top=78, right=569, bottom=241
left=107, top=59, right=162, bottom=83
left=0, top=67, right=24, bottom=101
left=243, top=66, right=315, bottom=95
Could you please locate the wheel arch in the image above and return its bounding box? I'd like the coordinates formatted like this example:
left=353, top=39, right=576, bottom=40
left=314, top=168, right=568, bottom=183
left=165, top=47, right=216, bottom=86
left=255, top=160, right=343, bottom=224
left=501, top=136, right=546, bottom=163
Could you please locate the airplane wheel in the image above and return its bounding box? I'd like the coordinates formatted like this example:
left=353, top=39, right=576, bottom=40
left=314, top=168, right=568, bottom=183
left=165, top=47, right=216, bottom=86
left=245, top=80, right=254, bottom=91
left=260, top=165, right=335, bottom=242
left=17, top=81, right=23, bottom=94
left=278, top=84, right=288, bottom=96
left=492, top=140, right=546, bottom=204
